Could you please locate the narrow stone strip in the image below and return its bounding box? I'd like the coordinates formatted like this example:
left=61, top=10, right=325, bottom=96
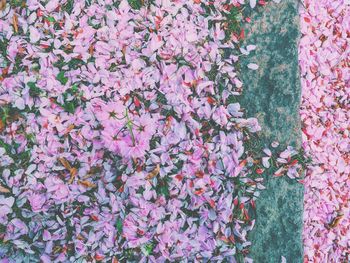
left=241, top=0, right=304, bottom=262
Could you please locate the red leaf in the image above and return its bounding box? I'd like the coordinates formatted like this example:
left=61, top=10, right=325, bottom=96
left=239, top=29, right=245, bottom=40
left=95, top=254, right=105, bottom=261
left=256, top=168, right=264, bottom=174
left=290, top=159, right=298, bottom=166
left=207, top=96, right=216, bottom=105
left=250, top=199, right=256, bottom=209
left=175, top=174, right=183, bottom=181
left=134, top=97, right=141, bottom=108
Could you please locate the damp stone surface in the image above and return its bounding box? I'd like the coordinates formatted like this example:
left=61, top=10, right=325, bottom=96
left=240, top=0, right=304, bottom=262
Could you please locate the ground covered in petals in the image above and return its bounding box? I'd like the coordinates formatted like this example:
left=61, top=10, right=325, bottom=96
left=0, top=0, right=304, bottom=262
left=299, top=0, right=350, bottom=261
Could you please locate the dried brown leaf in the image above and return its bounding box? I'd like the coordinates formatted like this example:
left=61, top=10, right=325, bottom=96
left=64, top=124, right=75, bottom=135
left=89, top=44, right=94, bottom=55
left=0, top=119, right=5, bottom=132
left=13, top=14, right=18, bottom=33
left=78, top=180, right=96, bottom=188
left=146, top=164, right=160, bottom=180
left=67, top=168, right=77, bottom=184
left=328, top=213, right=343, bottom=228
left=0, top=0, right=6, bottom=11
left=0, top=185, right=10, bottom=193
left=59, top=157, right=77, bottom=183
left=58, top=157, right=72, bottom=170
left=70, top=167, right=77, bottom=177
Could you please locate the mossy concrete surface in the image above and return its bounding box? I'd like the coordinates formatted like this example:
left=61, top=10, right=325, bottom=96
left=240, top=0, right=304, bottom=262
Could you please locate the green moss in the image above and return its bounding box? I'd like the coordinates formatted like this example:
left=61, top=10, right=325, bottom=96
left=128, top=0, right=143, bottom=9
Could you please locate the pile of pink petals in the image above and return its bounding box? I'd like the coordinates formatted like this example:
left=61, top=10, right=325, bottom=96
left=299, top=0, right=350, bottom=261
left=0, top=0, right=286, bottom=261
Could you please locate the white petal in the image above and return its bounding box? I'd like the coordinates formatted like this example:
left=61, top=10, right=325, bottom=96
left=240, top=48, right=249, bottom=55
left=271, top=141, right=280, bottom=148
left=250, top=0, right=257, bottom=8
left=15, top=97, right=25, bottom=110
left=29, top=26, right=40, bottom=43
left=186, top=30, right=198, bottom=42
left=25, top=164, right=37, bottom=175
left=277, top=158, right=288, bottom=164
left=45, top=0, right=59, bottom=12
left=262, top=157, right=271, bottom=168
left=247, top=45, right=256, bottom=52
left=0, top=147, right=5, bottom=155
left=247, top=63, right=259, bottom=70
left=0, top=196, right=15, bottom=207
left=263, top=148, right=272, bottom=156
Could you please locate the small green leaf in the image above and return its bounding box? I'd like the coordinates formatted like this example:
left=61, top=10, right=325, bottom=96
left=46, top=17, right=56, bottom=22
left=70, top=84, right=79, bottom=94
left=9, top=0, right=25, bottom=8
left=128, top=0, right=143, bottom=10
left=116, top=218, right=123, bottom=234
left=28, top=82, right=41, bottom=97
left=56, top=71, right=68, bottom=85
left=141, top=243, right=154, bottom=256
left=160, top=185, right=169, bottom=197
left=63, top=101, right=76, bottom=114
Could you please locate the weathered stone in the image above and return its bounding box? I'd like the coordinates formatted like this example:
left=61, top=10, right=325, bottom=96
left=240, top=1, right=304, bottom=262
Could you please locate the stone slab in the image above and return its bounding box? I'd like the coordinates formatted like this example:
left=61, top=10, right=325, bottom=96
left=240, top=1, right=304, bottom=262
